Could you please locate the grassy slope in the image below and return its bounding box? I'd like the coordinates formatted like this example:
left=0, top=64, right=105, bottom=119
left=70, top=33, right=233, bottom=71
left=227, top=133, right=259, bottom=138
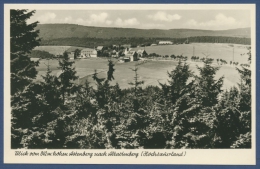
left=35, top=58, right=246, bottom=90
left=34, top=43, right=249, bottom=90
left=132, top=43, right=250, bottom=63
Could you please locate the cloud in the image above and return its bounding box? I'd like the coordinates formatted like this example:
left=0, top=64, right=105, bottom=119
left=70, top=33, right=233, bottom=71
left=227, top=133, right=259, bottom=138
left=89, top=12, right=109, bottom=23
left=75, top=12, right=112, bottom=26
left=30, top=12, right=72, bottom=24
left=148, top=12, right=181, bottom=22
left=32, top=12, right=113, bottom=27
left=115, top=18, right=140, bottom=27
left=185, top=13, right=244, bottom=30
left=37, top=12, right=56, bottom=23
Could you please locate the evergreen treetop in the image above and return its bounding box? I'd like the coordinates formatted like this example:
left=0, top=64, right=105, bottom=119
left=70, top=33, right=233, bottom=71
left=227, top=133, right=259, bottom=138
left=10, top=9, right=40, bottom=95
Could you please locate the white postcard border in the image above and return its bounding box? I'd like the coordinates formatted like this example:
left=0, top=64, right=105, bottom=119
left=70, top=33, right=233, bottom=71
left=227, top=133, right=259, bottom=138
left=3, top=4, right=256, bottom=165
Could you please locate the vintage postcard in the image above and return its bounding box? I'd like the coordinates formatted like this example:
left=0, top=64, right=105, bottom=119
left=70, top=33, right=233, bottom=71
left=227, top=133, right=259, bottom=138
left=4, top=4, right=256, bottom=164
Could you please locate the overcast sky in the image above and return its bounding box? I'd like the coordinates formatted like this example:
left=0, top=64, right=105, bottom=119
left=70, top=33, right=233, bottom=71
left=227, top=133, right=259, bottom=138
left=28, top=10, right=251, bottom=30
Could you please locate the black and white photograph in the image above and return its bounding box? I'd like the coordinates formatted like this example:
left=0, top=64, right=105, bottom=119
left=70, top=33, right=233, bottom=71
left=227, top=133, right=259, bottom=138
left=4, top=4, right=256, bottom=164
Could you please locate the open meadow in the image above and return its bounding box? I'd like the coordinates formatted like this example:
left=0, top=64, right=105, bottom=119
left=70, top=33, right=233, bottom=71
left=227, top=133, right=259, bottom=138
left=35, top=59, right=248, bottom=91
left=133, top=43, right=250, bottom=63
left=33, top=43, right=250, bottom=90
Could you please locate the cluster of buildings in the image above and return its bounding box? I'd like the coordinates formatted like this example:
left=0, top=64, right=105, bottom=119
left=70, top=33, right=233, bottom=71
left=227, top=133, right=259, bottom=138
left=67, top=45, right=148, bottom=62
left=122, top=48, right=147, bottom=62
left=66, top=38, right=189, bottom=61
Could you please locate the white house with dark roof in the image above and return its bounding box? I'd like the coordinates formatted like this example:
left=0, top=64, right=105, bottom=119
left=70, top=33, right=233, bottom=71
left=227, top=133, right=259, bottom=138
left=124, top=51, right=138, bottom=62
left=80, top=48, right=97, bottom=58
left=158, top=41, right=173, bottom=45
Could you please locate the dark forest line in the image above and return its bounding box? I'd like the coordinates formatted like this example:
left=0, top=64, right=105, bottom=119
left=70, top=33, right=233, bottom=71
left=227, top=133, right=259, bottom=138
left=39, top=36, right=251, bottom=48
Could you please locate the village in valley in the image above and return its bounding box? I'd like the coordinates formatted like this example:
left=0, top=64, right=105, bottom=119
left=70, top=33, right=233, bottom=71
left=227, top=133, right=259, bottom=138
left=67, top=44, right=148, bottom=62
left=31, top=38, right=250, bottom=91
left=50, top=40, right=188, bottom=62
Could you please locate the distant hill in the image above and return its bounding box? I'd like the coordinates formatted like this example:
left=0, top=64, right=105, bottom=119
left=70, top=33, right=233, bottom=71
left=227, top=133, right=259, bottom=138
left=36, top=24, right=251, bottom=40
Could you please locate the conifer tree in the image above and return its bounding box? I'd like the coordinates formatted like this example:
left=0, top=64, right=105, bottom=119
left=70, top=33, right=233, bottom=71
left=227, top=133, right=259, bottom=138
left=41, top=59, right=62, bottom=110
left=160, top=60, right=194, bottom=105
left=194, top=58, right=224, bottom=107
left=57, top=51, right=78, bottom=105
left=214, top=87, right=241, bottom=148
left=215, top=48, right=251, bottom=148
left=10, top=9, right=40, bottom=95
left=128, top=66, right=144, bottom=99
left=168, top=59, right=224, bottom=148
left=107, top=60, right=115, bottom=81
left=157, top=61, right=194, bottom=148
left=89, top=61, right=120, bottom=148
left=74, top=49, right=81, bottom=59
left=11, top=9, right=41, bottom=148
left=116, top=65, right=148, bottom=148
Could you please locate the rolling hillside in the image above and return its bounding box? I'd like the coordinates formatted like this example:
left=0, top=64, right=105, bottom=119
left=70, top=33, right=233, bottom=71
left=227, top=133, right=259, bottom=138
left=36, top=24, right=251, bottom=40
